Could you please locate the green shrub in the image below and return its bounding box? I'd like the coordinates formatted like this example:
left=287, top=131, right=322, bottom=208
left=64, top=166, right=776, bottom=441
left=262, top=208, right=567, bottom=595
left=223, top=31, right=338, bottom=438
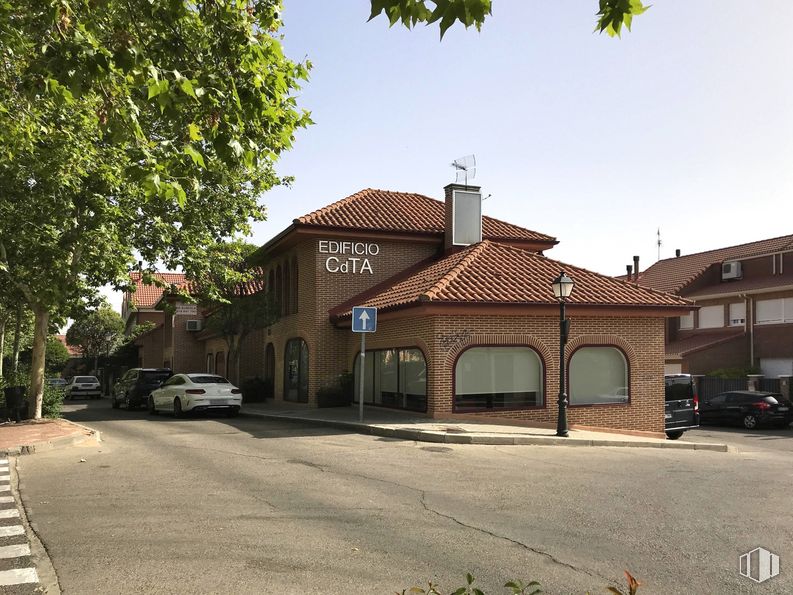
left=42, top=384, right=64, bottom=419
left=707, top=366, right=761, bottom=378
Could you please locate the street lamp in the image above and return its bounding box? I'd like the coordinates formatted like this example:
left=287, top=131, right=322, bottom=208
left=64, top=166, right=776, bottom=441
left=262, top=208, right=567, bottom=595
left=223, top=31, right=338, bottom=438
left=551, top=271, right=575, bottom=437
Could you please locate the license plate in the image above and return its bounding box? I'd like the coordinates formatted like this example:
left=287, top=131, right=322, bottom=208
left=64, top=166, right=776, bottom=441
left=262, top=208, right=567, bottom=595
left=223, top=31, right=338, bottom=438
left=778, top=407, right=789, bottom=412
left=665, top=413, right=672, bottom=419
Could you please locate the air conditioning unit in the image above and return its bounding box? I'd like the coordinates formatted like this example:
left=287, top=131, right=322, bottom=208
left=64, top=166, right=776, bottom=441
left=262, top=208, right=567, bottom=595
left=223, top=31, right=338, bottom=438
left=722, top=261, right=742, bottom=280
left=186, top=319, right=202, bottom=332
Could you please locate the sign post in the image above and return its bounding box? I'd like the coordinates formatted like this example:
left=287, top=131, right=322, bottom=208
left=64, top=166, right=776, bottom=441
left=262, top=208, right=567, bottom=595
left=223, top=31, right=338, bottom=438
left=351, top=306, right=377, bottom=423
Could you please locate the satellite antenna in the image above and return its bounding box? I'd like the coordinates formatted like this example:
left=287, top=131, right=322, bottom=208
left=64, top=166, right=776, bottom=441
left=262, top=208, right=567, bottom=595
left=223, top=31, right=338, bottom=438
left=451, top=154, right=476, bottom=186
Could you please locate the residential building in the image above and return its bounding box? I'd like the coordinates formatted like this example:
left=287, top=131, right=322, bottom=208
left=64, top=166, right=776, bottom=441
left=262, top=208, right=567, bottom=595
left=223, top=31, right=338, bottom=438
left=133, top=184, right=691, bottom=435
left=632, top=235, right=793, bottom=376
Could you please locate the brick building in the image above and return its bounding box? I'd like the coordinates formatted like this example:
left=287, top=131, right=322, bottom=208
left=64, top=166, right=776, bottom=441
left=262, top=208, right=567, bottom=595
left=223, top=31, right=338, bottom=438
left=129, top=184, right=691, bottom=434
left=633, top=235, right=793, bottom=377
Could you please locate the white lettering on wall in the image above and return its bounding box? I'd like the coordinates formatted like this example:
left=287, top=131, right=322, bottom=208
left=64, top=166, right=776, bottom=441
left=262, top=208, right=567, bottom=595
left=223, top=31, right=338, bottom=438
left=319, top=239, right=379, bottom=274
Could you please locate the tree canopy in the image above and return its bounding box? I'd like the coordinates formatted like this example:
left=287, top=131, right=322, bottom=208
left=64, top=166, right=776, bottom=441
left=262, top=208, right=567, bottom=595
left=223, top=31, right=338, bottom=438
left=368, top=0, right=649, bottom=38
left=0, top=0, right=310, bottom=417
left=66, top=303, right=124, bottom=366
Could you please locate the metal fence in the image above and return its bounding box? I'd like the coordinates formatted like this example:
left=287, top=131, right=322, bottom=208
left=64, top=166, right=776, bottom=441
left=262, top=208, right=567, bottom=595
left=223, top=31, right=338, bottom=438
left=698, top=377, right=747, bottom=400
left=759, top=377, right=781, bottom=393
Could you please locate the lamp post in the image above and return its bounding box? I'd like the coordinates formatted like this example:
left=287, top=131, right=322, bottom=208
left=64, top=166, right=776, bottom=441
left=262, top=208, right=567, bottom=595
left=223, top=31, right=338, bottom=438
left=551, top=271, right=575, bottom=437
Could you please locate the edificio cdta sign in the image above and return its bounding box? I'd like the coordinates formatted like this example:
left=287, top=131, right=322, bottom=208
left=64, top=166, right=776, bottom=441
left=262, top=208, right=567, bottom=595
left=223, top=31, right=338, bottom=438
left=318, top=239, right=380, bottom=274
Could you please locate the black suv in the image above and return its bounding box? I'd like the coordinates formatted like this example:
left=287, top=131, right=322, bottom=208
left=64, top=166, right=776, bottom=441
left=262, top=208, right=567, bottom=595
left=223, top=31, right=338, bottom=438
left=700, top=390, right=793, bottom=429
left=112, top=368, right=172, bottom=410
left=664, top=374, right=700, bottom=439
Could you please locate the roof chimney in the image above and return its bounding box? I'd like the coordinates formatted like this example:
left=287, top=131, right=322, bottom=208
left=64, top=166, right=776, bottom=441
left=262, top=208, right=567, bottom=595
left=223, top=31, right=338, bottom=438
left=632, top=255, right=640, bottom=281
left=626, top=264, right=632, bottom=279
left=675, top=249, right=681, bottom=258
left=444, top=183, right=482, bottom=251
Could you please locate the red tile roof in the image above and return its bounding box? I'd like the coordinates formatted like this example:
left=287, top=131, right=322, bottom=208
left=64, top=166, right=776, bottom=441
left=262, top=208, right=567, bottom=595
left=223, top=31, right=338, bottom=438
left=637, top=234, right=793, bottom=294
left=333, top=241, right=690, bottom=319
left=54, top=334, right=82, bottom=358
left=665, top=330, right=745, bottom=358
left=128, top=272, right=187, bottom=308
left=296, top=188, right=556, bottom=244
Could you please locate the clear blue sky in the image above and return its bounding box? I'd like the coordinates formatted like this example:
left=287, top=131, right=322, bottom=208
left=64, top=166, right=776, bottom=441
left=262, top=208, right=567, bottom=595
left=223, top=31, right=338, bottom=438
left=259, top=0, right=793, bottom=274
left=106, top=1, right=793, bottom=310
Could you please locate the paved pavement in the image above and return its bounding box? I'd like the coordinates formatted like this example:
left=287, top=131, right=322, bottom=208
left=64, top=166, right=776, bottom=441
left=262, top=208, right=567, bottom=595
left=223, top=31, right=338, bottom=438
left=12, top=400, right=793, bottom=594
left=0, top=399, right=727, bottom=454
left=0, top=457, right=41, bottom=593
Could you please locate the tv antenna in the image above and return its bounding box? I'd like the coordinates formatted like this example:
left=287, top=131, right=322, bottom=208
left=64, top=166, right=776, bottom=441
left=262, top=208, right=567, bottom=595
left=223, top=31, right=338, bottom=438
left=451, top=154, right=476, bottom=186
left=657, top=227, right=662, bottom=261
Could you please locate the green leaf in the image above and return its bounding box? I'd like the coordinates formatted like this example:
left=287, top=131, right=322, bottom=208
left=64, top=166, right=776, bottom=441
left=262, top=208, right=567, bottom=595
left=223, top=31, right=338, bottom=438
left=183, top=145, right=205, bottom=168
left=179, top=78, right=196, bottom=98
left=188, top=123, right=203, bottom=141
left=227, top=139, right=244, bottom=158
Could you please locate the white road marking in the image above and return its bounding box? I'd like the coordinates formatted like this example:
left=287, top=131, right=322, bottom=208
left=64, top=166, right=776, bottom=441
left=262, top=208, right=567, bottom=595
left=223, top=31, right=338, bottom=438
left=0, top=509, right=19, bottom=519
left=0, top=525, right=24, bottom=537
left=0, top=460, right=7, bottom=465
left=0, top=496, right=12, bottom=503
left=0, top=544, right=30, bottom=558
left=0, top=567, right=39, bottom=586
left=0, top=485, right=9, bottom=492
left=0, top=475, right=9, bottom=481
left=0, top=466, right=8, bottom=471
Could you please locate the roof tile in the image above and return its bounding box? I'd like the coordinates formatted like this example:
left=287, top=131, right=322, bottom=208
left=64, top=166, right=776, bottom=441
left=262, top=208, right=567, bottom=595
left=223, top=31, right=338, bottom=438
left=334, top=241, right=690, bottom=318
left=128, top=272, right=187, bottom=308
left=296, top=188, right=555, bottom=243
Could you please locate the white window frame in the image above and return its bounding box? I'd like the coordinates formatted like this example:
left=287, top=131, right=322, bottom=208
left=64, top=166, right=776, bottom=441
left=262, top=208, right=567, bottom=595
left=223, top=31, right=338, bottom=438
left=728, top=302, right=746, bottom=327
left=755, top=298, right=793, bottom=325
left=679, top=312, right=694, bottom=330
left=569, top=347, right=629, bottom=406
left=697, top=305, right=724, bottom=329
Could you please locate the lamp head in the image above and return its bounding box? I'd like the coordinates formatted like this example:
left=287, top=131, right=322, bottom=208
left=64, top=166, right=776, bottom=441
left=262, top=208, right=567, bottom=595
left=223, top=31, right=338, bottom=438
left=551, top=271, right=575, bottom=301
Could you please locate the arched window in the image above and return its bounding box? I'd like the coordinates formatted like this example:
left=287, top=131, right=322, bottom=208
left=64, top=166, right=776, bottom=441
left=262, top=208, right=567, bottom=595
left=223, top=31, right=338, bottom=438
left=275, top=265, right=283, bottom=315
left=455, top=347, right=543, bottom=411
left=569, top=347, right=628, bottom=405
left=264, top=343, right=275, bottom=399
left=206, top=353, right=213, bottom=373
left=283, top=263, right=291, bottom=315
left=353, top=348, right=427, bottom=412
left=290, top=257, right=299, bottom=314
left=284, top=338, right=308, bottom=402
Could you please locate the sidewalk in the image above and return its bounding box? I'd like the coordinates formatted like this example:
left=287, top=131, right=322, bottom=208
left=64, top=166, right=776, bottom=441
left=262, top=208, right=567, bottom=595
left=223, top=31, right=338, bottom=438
left=0, top=404, right=728, bottom=454
left=0, top=418, right=100, bottom=456
left=240, top=402, right=729, bottom=451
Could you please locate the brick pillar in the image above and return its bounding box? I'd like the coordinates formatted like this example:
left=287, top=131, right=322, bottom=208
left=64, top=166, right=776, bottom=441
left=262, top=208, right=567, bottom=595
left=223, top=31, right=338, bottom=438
left=747, top=374, right=763, bottom=392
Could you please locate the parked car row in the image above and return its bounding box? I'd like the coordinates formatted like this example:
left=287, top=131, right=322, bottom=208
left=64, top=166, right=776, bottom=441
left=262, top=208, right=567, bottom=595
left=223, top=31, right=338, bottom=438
left=111, top=368, right=242, bottom=417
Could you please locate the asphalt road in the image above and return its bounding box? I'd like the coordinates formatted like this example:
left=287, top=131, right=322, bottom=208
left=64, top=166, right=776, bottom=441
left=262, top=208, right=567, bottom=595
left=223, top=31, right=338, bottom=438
left=13, top=400, right=793, bottom=595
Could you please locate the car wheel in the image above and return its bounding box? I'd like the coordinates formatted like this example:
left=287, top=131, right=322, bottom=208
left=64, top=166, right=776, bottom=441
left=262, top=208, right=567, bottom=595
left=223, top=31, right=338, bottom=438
left=173, top=398, right=183, bottom=418
left=743, top=414, right=759, bottom=430
left=148, top=396, right=158, bottom=416
left=665, top=430, right=684, bottom=440
left=111, top=396, right=120, bottom=409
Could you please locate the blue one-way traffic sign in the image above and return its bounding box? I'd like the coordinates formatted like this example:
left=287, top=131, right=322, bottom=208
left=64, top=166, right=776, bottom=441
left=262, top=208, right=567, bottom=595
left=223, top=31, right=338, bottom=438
left=351, top=306, right=377, bottom=333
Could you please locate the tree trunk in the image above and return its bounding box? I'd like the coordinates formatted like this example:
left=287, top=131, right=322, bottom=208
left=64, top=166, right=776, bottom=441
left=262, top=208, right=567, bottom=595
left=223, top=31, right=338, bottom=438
left=0, top=319, right=5, bottom=378
left=29, top=306, right=49, bottom=419
left=12, top=304, right=22, bottom=372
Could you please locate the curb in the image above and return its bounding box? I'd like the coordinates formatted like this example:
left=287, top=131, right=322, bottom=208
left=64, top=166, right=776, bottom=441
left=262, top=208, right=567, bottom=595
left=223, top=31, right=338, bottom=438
left=0, top=420, right=101, bottom=457
left=239, top=409, right=729, bottom=452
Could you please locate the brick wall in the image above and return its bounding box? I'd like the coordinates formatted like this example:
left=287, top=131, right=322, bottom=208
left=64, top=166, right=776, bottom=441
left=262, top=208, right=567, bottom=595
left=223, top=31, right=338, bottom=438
left=342, top=313, right=667, bottom=433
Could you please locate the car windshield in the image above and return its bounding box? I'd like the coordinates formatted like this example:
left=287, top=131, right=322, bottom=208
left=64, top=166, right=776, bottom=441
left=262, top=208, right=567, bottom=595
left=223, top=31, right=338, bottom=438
left=189, top=375, right=230, bottom=384
left=75, top=376, right=98, bottom=383
left=46, top=378, right=66, bottom=385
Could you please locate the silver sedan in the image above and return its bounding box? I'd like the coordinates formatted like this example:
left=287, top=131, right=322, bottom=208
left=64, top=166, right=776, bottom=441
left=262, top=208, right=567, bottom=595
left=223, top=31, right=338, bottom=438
left=149, top=373, right=242, bottom=417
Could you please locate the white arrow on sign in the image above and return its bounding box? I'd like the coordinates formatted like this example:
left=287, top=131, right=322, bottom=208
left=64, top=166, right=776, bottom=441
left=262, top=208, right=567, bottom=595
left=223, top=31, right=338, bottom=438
left=358, top=309, right=370, bottom=330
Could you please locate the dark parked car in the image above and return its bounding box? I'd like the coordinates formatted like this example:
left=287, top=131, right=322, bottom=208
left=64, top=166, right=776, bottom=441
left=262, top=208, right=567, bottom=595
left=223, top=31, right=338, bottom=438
left=700, top=390, right=793, bottom=429
left=664, top=374, right=700, bottom=439
left=112, top=368, right=172, bottom=410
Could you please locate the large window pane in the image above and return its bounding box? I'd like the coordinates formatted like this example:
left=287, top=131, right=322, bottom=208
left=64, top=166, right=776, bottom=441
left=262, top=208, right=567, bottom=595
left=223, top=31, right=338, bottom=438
left=756, top=299, right=783, bottom=325
left=455, top=347, right=543, bottom=411
left=284, top=338, right=308, bottom=402
left=697, top=305, right=724, bottom=329
left=569, top=347, right=628, bottom=405
left=354, top=348, right=427, bottom=412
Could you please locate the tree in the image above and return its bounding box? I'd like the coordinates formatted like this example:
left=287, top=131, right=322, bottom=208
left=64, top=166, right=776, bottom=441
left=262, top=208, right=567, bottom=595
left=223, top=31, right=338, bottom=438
left=194, top=241, right=279, bottom=384
left=0, top=1, right=311, bottom=418
left=45, top=337, right=70, bottom=375
left=368, top=0, right=649, bottom=38
left=66, top=304, right=124, bottom=375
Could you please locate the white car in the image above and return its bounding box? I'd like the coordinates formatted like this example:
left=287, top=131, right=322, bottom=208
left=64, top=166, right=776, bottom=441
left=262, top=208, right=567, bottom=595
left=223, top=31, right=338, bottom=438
left=149, top=373, right=242, bottom=417
left=64, top=376, right=101, bottom=400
